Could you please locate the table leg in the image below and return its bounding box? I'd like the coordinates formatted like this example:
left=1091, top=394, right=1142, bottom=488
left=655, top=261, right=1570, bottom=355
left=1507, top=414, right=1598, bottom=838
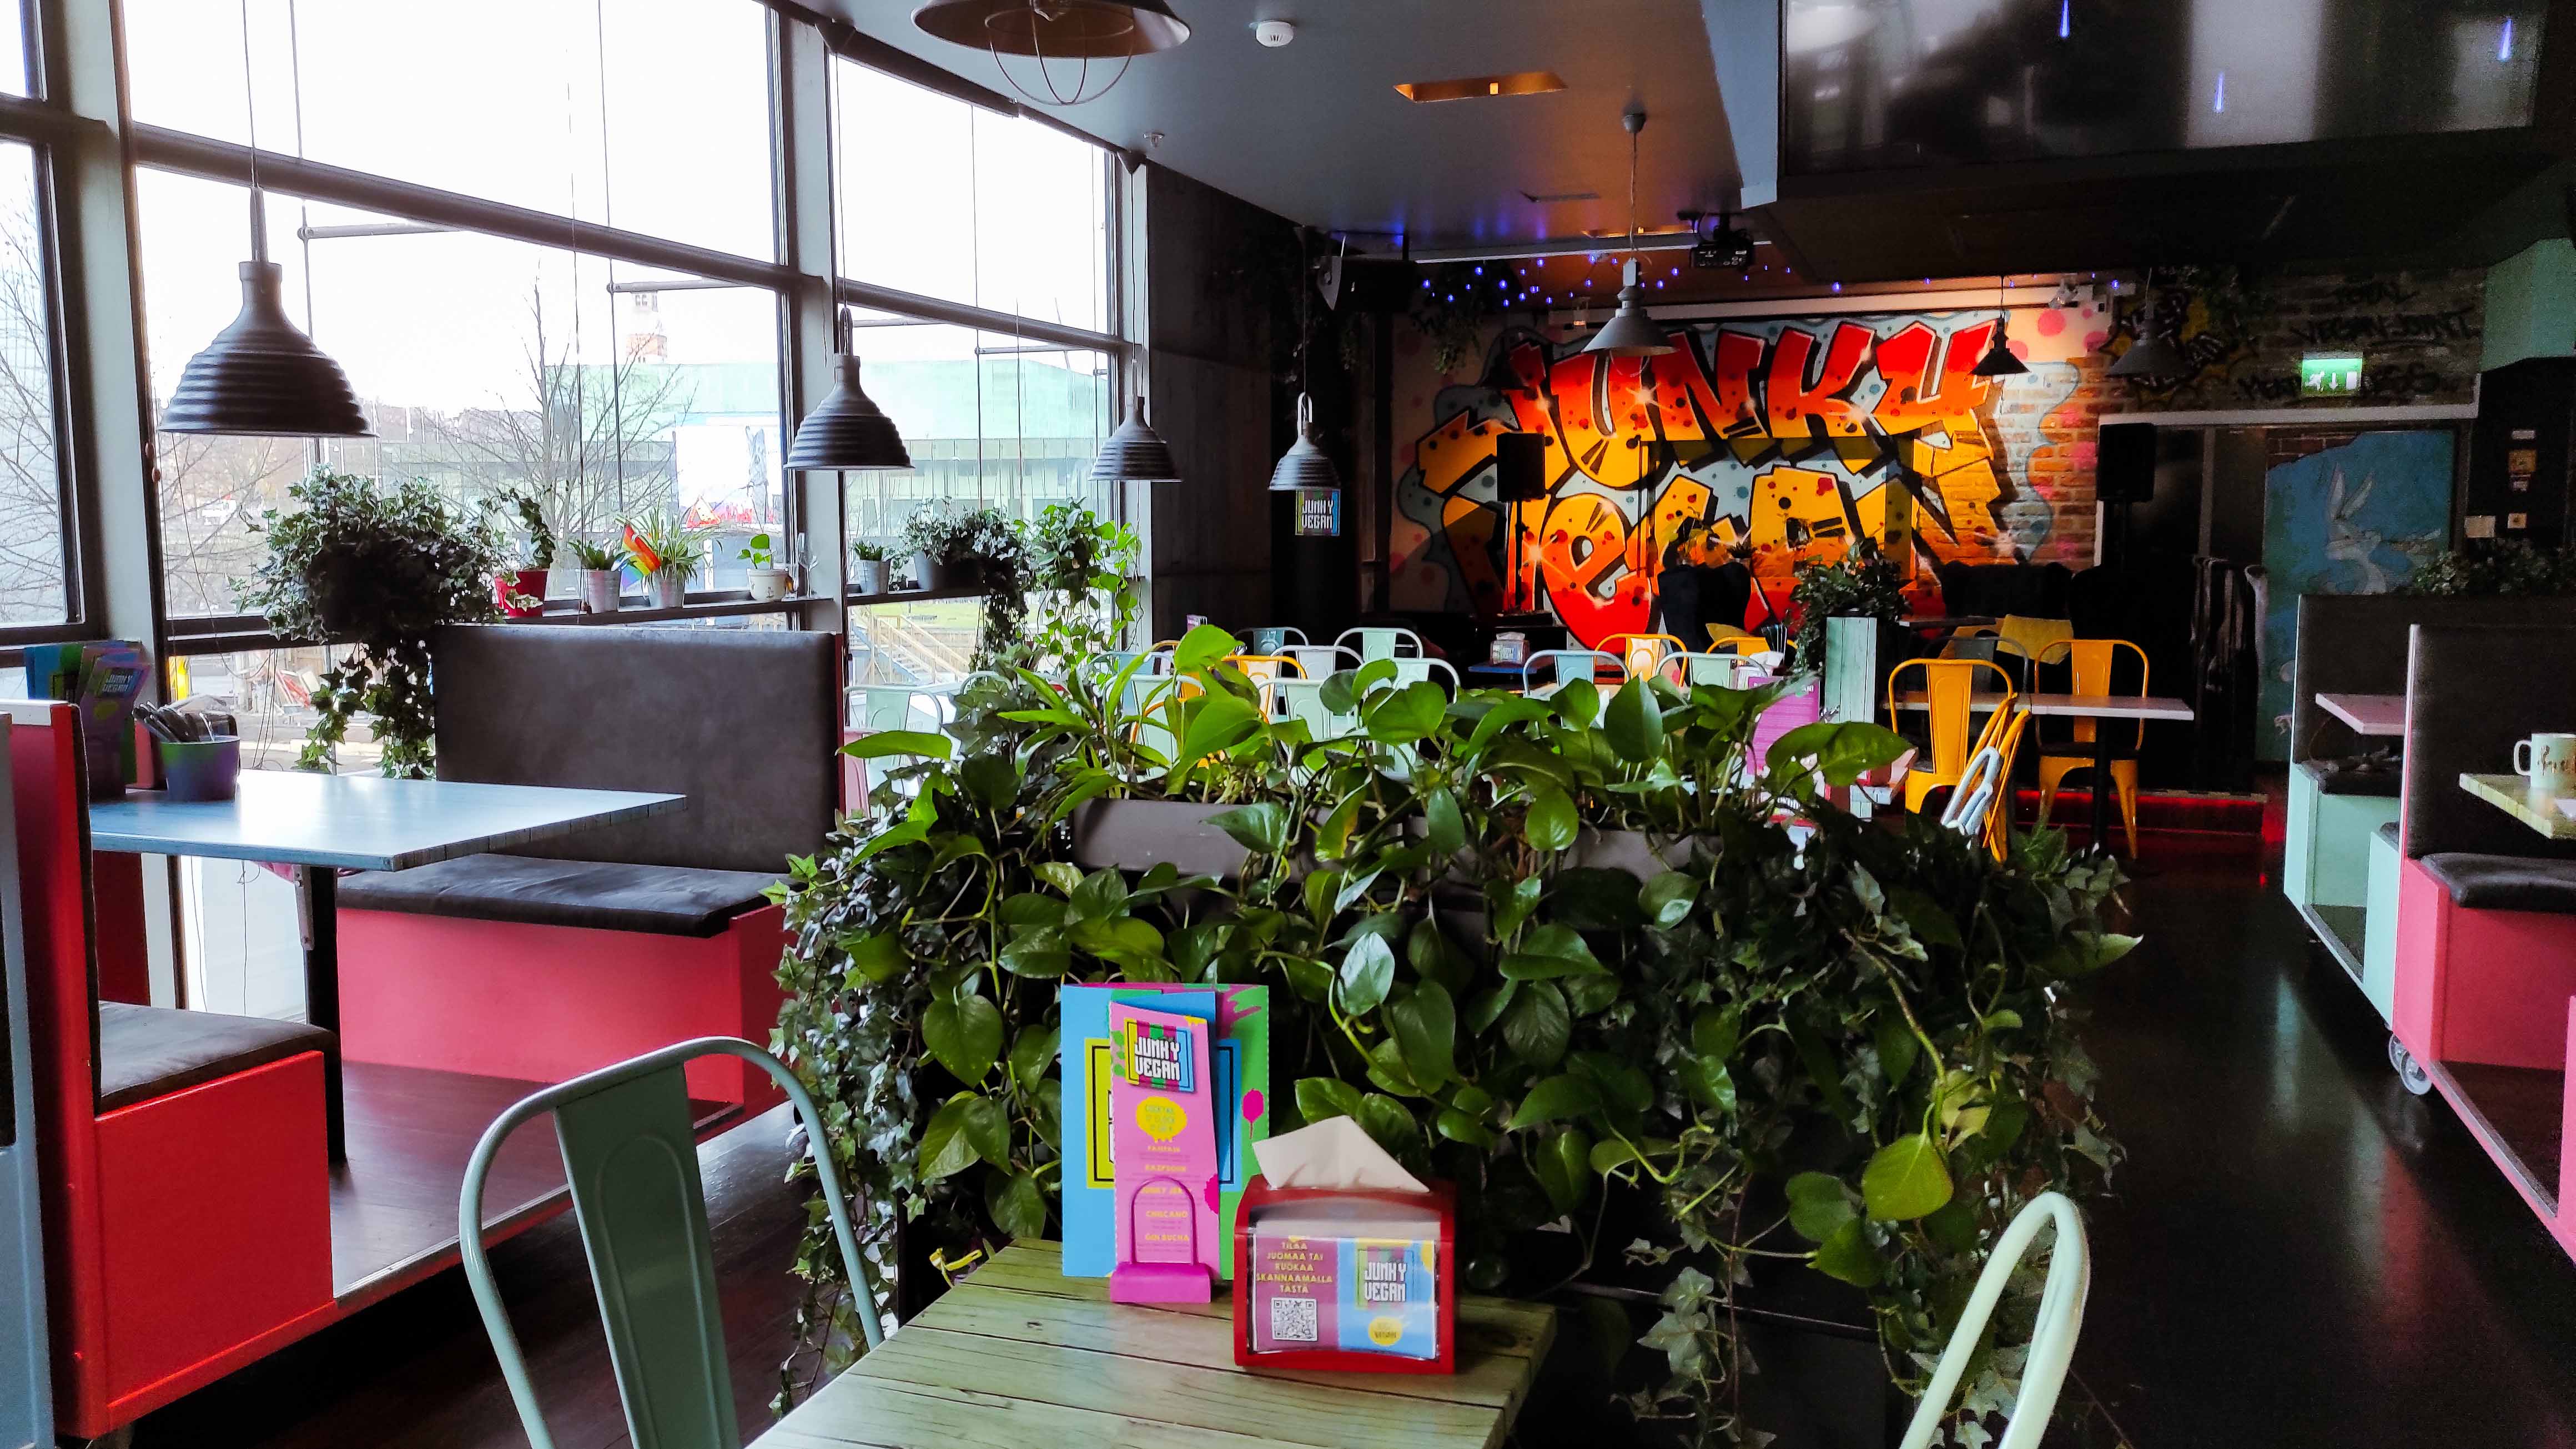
left=2089, top=728, right=2114, bottom=853
left=296, top=863, right=345, bottom=1160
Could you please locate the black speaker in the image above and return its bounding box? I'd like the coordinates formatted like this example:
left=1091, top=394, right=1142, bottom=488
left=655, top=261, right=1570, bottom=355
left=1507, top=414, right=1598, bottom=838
left=2096, top=422, right=2157, bottom=504
left=1495, top=431, right=1548, bottom=501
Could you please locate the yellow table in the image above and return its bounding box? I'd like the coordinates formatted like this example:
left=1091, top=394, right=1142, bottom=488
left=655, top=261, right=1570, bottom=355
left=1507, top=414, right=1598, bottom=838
left=766, top=1240, right=1557, bottom=1449
left=2459, top=773, right=2576, bottom=840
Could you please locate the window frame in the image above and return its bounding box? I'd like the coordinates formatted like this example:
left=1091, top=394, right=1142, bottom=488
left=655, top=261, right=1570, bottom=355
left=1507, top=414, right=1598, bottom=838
left=0, top=88, right=107, bottom=651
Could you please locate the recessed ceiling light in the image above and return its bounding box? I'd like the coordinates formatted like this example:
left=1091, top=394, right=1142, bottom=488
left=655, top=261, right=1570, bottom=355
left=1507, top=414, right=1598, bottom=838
left=1395, top=70, right=1567, bottom=103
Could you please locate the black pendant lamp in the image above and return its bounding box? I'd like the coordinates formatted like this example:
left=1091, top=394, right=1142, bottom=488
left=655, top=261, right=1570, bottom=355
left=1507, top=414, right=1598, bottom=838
left=1269, top=394, right=1340, bottom=492
left=1584, top=109, right=1673, bottom=360
left=2107, top=269, right=2186, bottom=379
left=163, top=4, right=369, bottom=438
left=1970, top=275, right=2029, bottom=378
left=786, top=351, right=911, bottom=470
left=787, top=56, right=911, bottom=472
left=913, top=0, right=1189, bottom=107
left=1091, top=396, right=1181, bottom=483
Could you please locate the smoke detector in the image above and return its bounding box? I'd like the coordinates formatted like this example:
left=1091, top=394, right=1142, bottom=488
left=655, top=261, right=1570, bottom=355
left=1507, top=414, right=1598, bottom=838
left=1253, top=19, right=1295, bottom=47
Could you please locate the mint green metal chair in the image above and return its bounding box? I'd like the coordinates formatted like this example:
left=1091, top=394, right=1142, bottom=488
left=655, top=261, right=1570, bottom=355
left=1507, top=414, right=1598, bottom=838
left=460, top=1038, right=884, bottom=1449
left=1334, top=626, right=1425, bottom=662
left=1896, top=1191, right=2089, bottom=1449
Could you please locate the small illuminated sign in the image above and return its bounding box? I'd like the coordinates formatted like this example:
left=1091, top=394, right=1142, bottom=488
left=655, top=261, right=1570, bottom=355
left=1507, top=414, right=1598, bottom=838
left=2300, top=353, right=2364, bottom=398
left=1295, top=488, right=1342, bottom=537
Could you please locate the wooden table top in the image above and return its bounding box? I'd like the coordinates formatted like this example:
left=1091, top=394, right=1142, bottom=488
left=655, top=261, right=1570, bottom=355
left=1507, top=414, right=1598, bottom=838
left=1893, top=691, right=2196, bottom=722
left=2459, top=773, right=2576, bottom=840
left=2317, top=692, right=2406, bottom=737
left=767, top=1240, right=1556, bottom=1449
left=87, top=769, right=682, bottom=871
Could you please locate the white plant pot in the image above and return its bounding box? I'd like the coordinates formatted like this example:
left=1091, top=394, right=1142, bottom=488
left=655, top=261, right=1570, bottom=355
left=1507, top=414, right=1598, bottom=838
left=746, top=567, right=792, bottom=602
left=852, top=558, right=887, bottom=596
left=647, top=569, right=690, bottom=609
left=578, top=570, right=622, bottom=614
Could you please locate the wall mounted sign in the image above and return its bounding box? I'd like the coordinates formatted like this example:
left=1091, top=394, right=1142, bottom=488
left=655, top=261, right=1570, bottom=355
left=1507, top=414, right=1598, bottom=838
left=1296, top=488, right=1342, bottom=537
left=2299, top=353, right=2365, bottom=398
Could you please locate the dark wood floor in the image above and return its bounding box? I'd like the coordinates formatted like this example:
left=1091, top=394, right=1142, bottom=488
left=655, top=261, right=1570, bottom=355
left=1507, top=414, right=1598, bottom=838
left=135, top=1103, right=807, bottom=1449
left=2447, top=1062, right=2568, bottom=1215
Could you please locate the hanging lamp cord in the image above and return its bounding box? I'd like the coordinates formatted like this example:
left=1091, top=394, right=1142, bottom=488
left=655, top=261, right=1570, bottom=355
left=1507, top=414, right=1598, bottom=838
left=239, top=0, right=266, bottom=264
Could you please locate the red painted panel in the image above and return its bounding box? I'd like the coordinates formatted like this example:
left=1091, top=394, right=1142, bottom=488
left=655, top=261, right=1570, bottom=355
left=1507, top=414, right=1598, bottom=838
left=336, top=906, right=791, bottom=1105
left=84, top=1053, right=333, bottom=1430
left=88, top=853, right=150, bottom=1005
left=2391, top=860, right=2446, bottom=1064
left=2398, top=862, right=2576, bottom=1071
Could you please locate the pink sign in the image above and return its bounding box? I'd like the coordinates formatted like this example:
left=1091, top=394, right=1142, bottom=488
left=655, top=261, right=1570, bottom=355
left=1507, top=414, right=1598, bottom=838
left=1109, top=1001, right=1220, bottom=1302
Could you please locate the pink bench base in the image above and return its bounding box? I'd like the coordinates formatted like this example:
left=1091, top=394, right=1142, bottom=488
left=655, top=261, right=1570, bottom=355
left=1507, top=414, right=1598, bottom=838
left=336, top=905, right=789, bottom=1108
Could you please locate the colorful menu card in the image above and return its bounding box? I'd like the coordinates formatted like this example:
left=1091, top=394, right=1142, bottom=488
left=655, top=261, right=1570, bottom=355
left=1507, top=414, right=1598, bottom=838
left=1107, top=1000, right=1217, bottom=1302
left=1247, top=1206, right=1442, bottom=1360
left=1059, top=983, right=1270, bottom=1280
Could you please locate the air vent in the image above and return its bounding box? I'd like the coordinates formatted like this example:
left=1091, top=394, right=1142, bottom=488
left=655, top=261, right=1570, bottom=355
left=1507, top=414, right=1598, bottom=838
left=1395, top=71, right=1567, bottom=103
left=1522, top=189, right=1599, bottom=204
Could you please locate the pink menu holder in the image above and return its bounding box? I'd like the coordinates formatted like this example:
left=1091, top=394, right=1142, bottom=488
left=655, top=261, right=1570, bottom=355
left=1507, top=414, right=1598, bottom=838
left=1108, top=1002, right=1221, bottom=1304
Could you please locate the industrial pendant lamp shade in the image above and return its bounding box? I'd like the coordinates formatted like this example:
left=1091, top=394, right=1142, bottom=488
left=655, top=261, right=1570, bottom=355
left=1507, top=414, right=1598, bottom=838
left=1269, top=394, right=1340, bottom=492
left=1971, top=329, right=2027, bottom=377
left=1586, top=266, right=1674, bottom=359
left=786, top=354, right=911, bottom=470
left=914, top=0, right=1189, bottom=56
left=162, top=261, right=371, bottom=437
left=2107, top=333, right=2185, bottom=379
left=1092, top=396, right=1181, bottom=483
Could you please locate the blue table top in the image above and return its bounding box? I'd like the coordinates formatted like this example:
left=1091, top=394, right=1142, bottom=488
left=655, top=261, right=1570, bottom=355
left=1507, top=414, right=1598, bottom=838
left=87, top=771, right=684, bottom=872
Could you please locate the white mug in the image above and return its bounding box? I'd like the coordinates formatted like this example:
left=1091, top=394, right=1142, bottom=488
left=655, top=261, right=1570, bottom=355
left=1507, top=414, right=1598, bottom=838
left=2514, top=733, right=2576, bottom=796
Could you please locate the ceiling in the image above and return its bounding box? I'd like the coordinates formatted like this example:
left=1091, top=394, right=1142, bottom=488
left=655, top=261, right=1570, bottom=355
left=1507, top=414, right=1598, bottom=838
left=806, top=0, right=1747, bottom=254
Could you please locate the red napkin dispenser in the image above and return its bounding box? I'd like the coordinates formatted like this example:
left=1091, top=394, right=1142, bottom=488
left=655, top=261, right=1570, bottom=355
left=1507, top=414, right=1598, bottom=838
left=1230, top=1177, right=1456, bottom=1375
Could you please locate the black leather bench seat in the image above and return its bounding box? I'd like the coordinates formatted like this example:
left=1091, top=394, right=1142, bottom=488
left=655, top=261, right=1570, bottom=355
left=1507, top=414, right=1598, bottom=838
left=336, top=853, right=781, bottom=937
left=2298, top=756, right=2403, bottom=798
left=98, top=1002, right=336, bottom=1111
left=2418, top=852, right=2576, bottom=914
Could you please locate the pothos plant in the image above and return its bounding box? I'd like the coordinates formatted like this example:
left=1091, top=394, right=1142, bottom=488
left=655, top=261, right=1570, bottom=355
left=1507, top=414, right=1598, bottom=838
left=771, top=628, right=2131, bottom=1445
left=238, top=470, right=503, bottom=777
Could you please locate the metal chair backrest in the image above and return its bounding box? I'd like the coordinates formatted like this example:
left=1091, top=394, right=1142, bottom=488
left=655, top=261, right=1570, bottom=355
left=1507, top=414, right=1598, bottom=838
left=1244, top=626, right=1308, bottom=656
left=1380, top=656, right=1460, bottom=693
left=1885, top=657, right=2016, bottom=784
left=849, top=685, right=942, bottom=734
left=460, top=1038, right=883, bottom=1449
left=1522, top=649, right=1622, bottom=695
left=1941, top=746, right=2005, bottom=837
left=1706, top=630, right=1768, bottom=654
left=1601, top=632, right=1687, bottom=681
left=1897, top=1193, right=2089, bottom=1449
left=1286, top=643, right=1356, bottom=682
left=1270, top=677, right=1358, bottom=739
left=1334, top=626, right=1425, bottom=662
left=1660, top=651, right=1758, bottom=690
left=1222, top=654, right=1307, bottom=713
left=2034, top=638, right=2150, bottom=749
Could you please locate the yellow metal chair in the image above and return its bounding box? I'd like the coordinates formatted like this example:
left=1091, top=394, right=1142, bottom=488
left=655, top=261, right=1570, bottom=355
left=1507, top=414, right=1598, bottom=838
left=1221, top=653, right=1307, bottom=713
left=1885, top=657, right=2016, bottom=816
left=1955, top=702, right=2033, bottom=860
left=1601, top=632, right=1687, bottom=682
left=2030, top=638, right=2150, bottom=856
left=1707, top=629, right=1768, bottom=653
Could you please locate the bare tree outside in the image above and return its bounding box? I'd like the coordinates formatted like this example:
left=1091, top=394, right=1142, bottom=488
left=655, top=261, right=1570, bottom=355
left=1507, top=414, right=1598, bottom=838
left=0, top=154, right=69, bottom=625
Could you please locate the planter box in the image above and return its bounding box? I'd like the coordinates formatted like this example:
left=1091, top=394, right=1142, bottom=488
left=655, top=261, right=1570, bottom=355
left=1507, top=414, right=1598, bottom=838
left=1069, top=798, right=1252, bottom=880
left=1569, top=827, right=1698, bottom=878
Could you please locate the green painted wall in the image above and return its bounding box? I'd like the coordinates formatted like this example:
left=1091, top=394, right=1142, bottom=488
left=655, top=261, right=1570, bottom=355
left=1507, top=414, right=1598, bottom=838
left=2481, top=239, right=2576, bottom=371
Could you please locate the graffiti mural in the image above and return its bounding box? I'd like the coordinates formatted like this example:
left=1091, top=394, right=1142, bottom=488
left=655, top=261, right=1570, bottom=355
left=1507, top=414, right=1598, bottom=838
left=1388, top=304, right=2101, bottom=648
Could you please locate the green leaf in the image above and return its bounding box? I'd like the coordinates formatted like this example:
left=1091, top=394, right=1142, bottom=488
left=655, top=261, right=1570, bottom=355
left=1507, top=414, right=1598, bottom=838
left=1533, top=1127, right=1592, bottom=1216
left=1872, top=1019, right=1920, bottom=1086
left=1677, top=1057, right=1735, bottom=1113
left=1363, top=681, right=1449, bottom=745
left=958, top=753, right=1017, bottom=809
left=1449, top=1083, right=1494, bottom=1115
left=1034, top=861, right=1083, bottom=895
left=1168, top=692, right=1264, bottom=781
left=1501, top=980, right=1569, bottom=1065
left=960, top=1095, right=1011, bottom=1166
left=1690, top=1006, right=1741, bottom=1063
left=916, top=1096, right=980, bottom=1181
left=998, top=892, right=1066, bottom=929
left=1435, top=1108, right=1496, bottom=1149
left=998, top=930, right=1072, bottom=978
left=1337, top=932, right=1398, bottom=1015
left=922, top=993, right=1004, bottom=1084
left=1407, top=916, right=1472, bottom=994
left=839, top=729, right=952, bottom=762
left=1315, top=792, right=1362, bottom=861
left=1463, top=979, right=1517, bottom=1035
left=1508, top=1072, right=1602, bottom=1129
left=985, top=1168, right=1048, bottom=1239
left=1491, top=874, right=1545, bottom=938
left=1423, top=787, right=1467, bottom=857
left=1523, top=786, right=1578, bottom=852
left=1386, top=981, right=1458, bottom=1089
left=1171, top=623, right=1241, bottom=674
left=1500, top=924, right=1605, bottom=980
left=844, top=930, right=905, bottom=984
left=1812, top=1219, right=1883, bottom=1287
left=1784, top=1171, right=1856, bottom=1244
left=1860, top=1134, right=1954, bottom=1221
left=1885, top=886, right=1964, bottom=952
left=1922, top=1195, right=1980, bottom=1254
left=2064, top=931, right=2142, bottom=976
left=1208, top=802, right=1291, bottom=854
left=1588, top=1138, right=1643, bottom=1176
left=1604, top=678, right=1666, bottom=763
left=1641, top=870, right=1698, bottom=928
left=1007, top=1025, right=1060, bottom=1088
left=1365, top=1038, right=1427, bottom=1098
left=1295, top=1076, right=1365, bottom=1126
left=1551, top=678, right=1601, bottom=728
left=1068, top=868, right=1130, bottom=922
left=1549, top=868, right=1645, bottom=932
left=1764, top=720, right=1910, bottom=787
left=1352, top=1094, right=1420, bottom=1160
left=1568, top=1051, right=1653, bottom=1115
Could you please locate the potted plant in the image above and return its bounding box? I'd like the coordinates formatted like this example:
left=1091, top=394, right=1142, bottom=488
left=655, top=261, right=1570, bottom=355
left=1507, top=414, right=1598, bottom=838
left=739, top=531, right=794, bottom=602
left=236, top=469, right=502, bottom=777
left=621, top=507, right=711, bottom=610
left=851, top=541, right=890, bottom=597
left=902, top=503, right=1025, bottom=596
left=1790, top=537, right=1912, bottom=724
left=565, top=536, right=623, bottom=614
left=484, top=488, right=554, bottom=619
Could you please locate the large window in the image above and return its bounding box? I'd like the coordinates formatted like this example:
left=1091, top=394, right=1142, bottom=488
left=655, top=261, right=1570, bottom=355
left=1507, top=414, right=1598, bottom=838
left=123, top=0, right=776, bottom=260
left=0, top=139, right=68, bottom=627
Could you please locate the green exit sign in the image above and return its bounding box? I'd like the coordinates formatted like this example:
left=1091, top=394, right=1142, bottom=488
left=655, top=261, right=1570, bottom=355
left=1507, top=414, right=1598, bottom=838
left=2301, top=353, right=2364, bottom=398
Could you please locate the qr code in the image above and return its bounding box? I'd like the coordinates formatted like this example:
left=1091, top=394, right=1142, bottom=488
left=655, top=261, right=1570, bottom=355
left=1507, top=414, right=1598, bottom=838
left=1267, top=1295, right=1319, bottom=1343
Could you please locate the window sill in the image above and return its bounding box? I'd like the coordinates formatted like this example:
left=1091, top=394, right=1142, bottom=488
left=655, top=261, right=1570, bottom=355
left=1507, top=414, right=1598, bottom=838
left=515, top=592, right=831, bottom=626
left=846, top=585, right=991, bottom=606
